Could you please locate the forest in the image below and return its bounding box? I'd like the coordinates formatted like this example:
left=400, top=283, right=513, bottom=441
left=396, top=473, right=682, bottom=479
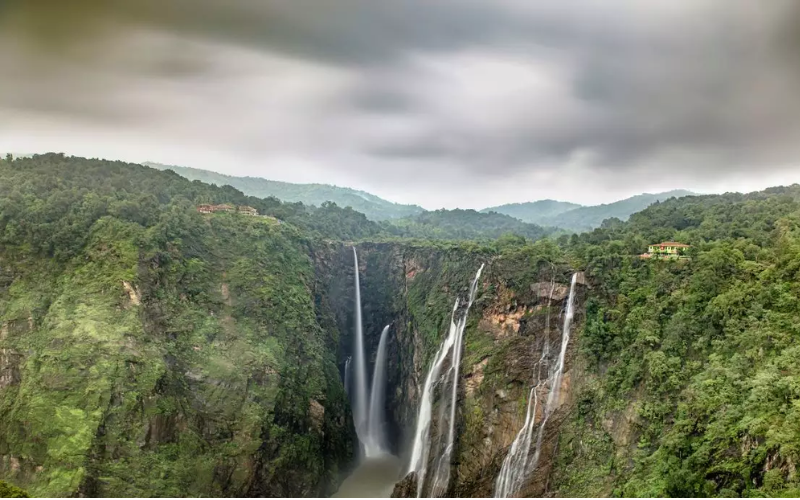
left=1, top=154, right=800, bottom=497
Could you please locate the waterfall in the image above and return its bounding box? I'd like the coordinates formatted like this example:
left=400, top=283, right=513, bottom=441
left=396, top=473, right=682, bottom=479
left=352, top=247, right=370, bottom=451
left=364, top=324, right=391, bottom=457
left=494, top=272, right=578, bottom=498
left=408, top=264, right=485, bottom=497
left=344, top=356, right=352, bottom=397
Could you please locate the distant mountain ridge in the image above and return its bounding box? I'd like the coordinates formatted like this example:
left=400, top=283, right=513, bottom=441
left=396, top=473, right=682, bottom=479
left=145, top=162, right=425, bottom=221
left=487, top=190, right=695, bottom=232
left=481, top=199, right=582, bottom=224
left=150, top=162, right=693, bottom=232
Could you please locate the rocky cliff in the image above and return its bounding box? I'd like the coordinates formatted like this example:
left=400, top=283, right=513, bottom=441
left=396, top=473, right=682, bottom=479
left=318, top=241, right=587, bottom=497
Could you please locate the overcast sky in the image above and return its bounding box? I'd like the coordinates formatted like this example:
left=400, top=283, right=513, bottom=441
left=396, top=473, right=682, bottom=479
left=1, top=1, right=799, bottom=209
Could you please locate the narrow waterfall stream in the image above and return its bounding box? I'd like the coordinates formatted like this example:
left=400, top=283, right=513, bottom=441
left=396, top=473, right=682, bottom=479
left=408, top=264, right=485, bottom=497
left=494, top=273, right=579, bottom=498
left=365, top=325, right=391, bottom=456
left=344, top=356, right=352, bottom=397
left=351, top=248, right=370, bottom=449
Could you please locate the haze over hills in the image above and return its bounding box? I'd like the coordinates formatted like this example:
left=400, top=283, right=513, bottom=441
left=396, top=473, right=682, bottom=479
left=481, top=200, right=582, bottom=225
left=145, top=162, right=425, bottom=222
left=537, top=190, right=695, bottom=232
left=483, top=190, right=695, bottom=232
left=151, top=162, right=694, bottom=233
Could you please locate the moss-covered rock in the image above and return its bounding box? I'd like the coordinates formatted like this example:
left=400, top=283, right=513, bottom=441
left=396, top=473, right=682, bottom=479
left=0, top=213, right=354, bottom=497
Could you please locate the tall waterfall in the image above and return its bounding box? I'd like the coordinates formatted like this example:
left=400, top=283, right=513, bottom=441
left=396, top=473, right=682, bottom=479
left=364, top=324, right=391, bottom=457
left=408, top=264, right=485, bottom=497
left=351, top=248, right=370, bottom=451
left=494, top=272, right=578, bottom=498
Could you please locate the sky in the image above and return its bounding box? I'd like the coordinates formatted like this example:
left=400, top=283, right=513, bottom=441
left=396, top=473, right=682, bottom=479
left=1, top=1, right=800, bottom=210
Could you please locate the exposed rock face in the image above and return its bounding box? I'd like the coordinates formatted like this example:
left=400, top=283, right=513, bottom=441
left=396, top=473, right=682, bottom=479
left=309, top=399, right=326, bottom=432
left=122, top=280, right=140, bottom=307
left=391, top=472, right=418, bottom=498
left=0, top=349, right=21, bottom=389
left=464, top=358, right=489, bottom=397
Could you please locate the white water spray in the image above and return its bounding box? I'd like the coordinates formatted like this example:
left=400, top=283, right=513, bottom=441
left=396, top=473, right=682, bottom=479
left=408, top=264, right=484, bottom=497
left=494, top=272, right=578, bottom=498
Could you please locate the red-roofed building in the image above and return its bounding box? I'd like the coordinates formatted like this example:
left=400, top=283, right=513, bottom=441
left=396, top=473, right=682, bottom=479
left=640, top=242, right=690, bottom=259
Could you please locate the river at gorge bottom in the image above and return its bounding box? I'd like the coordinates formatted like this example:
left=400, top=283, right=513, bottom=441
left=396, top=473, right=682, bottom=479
left=333, top=454, right=402, bottom=498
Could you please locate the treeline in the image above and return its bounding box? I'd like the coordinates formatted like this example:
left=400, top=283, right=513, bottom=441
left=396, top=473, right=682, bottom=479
left=385, top=208, right=553, bottom=242
left=0, top=154, right=382, bottom=260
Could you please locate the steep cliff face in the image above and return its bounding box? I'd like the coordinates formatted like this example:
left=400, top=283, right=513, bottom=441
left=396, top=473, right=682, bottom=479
left=319, top=241, right=587, bottom=497
left=0, top=215, right=354, bottom=497
left=2, top=223, right=586, bottom=498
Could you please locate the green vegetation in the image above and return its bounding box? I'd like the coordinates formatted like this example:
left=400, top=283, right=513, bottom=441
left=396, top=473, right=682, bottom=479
left=0, top=154, right=353, bottom=496
left=549, top=184, right=800, bottom=497
left=0, top=480, right=30, bottom=498
left=146, top=162, right=425, bottom=222
left=387, top=209, right=553, bottom=242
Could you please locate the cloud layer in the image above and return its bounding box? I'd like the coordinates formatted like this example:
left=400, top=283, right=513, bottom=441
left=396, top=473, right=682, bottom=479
left=1, top=0, right=799, bottom=207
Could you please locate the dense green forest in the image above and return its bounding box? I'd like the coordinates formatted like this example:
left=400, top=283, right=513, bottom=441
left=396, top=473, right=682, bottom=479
left=385, top=208, right=554, bottom=242
left=2, top=153, right=800, bottom=498
left=548, top=184, right=800, bottom=497
left=146, top=162, right=425, bottom=222
left=0, top=154, right=356, bottom=496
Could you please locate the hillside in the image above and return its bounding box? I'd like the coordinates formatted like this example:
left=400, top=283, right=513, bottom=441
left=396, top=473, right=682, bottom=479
left=546, top=183, right=800, bottom=497
left=540, top=189, right=695, bottom=232
left=0, top=154, right=357, bottom=496
left=386, top=208, right=553, bottom=242
left=481, top=199, right=582, bottom=224
left=145, top=162, right=424, bottom=222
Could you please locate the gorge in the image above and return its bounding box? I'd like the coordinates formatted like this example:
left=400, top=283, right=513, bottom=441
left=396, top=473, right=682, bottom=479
left=3, top=155, right=800, bottom=498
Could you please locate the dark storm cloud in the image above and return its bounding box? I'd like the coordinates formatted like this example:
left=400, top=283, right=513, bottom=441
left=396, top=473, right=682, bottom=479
left=2, top=0, right=800, bottom=206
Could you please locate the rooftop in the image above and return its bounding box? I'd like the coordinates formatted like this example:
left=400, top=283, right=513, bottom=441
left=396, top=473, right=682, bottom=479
left=653, top=242, right=690, bottom=247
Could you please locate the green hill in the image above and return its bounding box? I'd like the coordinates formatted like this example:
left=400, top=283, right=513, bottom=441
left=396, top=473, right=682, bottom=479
left=481, top=199, right=582, bottom=224
left=145, top=162, right=424, bottom=222
left=540, top=189, right=694, bottom=232
left=386, top=208, right=553, bottom=242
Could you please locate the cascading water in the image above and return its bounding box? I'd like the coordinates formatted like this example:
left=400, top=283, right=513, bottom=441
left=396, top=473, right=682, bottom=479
left=494, top=272, right=578, bottom=498
left=344, top=356, right=352, bottom=397
left=408, top=264, right=485, bottom=497
left=364, top=324, right=391, bottom=457
left=351, top=247, right=370, bottom=452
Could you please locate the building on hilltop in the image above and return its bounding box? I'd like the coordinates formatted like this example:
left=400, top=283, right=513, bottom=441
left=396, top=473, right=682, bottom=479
left=237, top=205, right=258, bottom=216
left=196, top=203, right=235, bottom=214
left=640, top=241, right=690, bottom=259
